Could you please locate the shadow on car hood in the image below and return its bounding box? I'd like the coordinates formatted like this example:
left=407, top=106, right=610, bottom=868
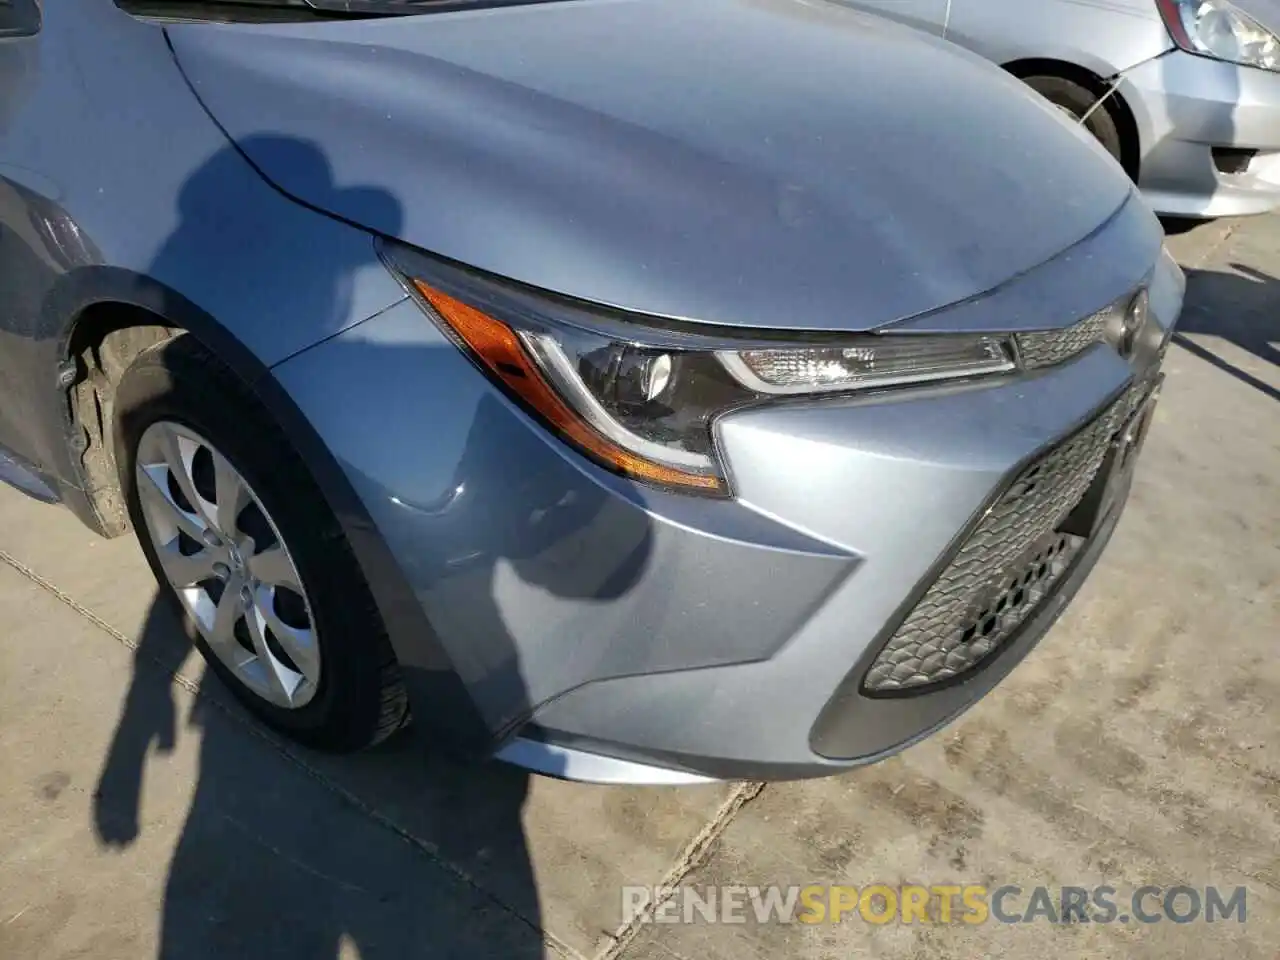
left=168, top=0, right=1134, bottom=333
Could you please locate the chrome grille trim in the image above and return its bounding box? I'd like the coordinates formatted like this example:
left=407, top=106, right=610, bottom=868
left=1014, top=305, right=1112, bottom=370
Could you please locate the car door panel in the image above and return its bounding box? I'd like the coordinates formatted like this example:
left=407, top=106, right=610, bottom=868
left=0, top=20, right=47, bottom=467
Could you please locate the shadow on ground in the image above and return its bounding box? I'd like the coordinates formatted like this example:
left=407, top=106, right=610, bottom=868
left=0, top=124, right=669, bottom=958
left=90, top=597, right=546, bottom=960
left=87, top=137, right=582, bottom=960
left=1176, top=262, right=1279, bottom=402
left=1159, top=216, right=1209, bottom=237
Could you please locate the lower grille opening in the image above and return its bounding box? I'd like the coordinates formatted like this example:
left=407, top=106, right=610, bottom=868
left=862, top=379, right=1151, bottom=696
left=956, top=531, right=1085, bottom=653
left=1213, top=147, right=1257, bottom=176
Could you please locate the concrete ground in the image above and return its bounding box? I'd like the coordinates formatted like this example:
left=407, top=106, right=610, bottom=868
left=1, top=213, right=1277, bottom=960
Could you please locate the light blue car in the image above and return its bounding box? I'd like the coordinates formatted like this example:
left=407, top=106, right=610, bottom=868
left=0, top=0, right=1183, bottom=783
left=841, top=0, right=1280, bottom=217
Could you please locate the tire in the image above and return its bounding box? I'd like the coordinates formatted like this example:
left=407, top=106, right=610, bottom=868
left=113, top=334, right=409, bottom=751
left=1023, top=75, right=1125, bottom=168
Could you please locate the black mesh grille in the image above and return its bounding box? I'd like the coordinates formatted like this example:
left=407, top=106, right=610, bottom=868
left=863, top=378, right=1152, bottom=694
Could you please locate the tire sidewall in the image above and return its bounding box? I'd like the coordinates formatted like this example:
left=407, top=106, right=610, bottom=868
left=1024, top=75, right=1124, bottom=165
left=113, top=337, right=396, bottom=749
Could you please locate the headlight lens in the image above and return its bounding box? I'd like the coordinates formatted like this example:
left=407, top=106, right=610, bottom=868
left=406, top=278, right=1018, bottom=496
left=396, top=263, right=1142, bottom=497
left=521, top=328, right=744, bottom=478
left=409, top=281, right=742, bottom=493
left=1160, top=0, right=1280, bottom=71
left=718, top=338, right=1013, bottom=394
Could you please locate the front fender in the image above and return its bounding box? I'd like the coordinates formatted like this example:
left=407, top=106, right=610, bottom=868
left=947, top=0, right=1175, bottom=78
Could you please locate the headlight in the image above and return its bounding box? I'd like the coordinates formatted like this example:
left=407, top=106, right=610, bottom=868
left=401, top=276, right=1016, bottom=496
left=387, top=250, right=1138, bottom=498
left=1159, top=0, right=1280, bottom=71
left=717, top=339, right=1013, bottom=395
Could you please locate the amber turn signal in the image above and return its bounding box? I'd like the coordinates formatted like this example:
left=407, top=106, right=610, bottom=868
left=412, top=280, right=725, bottom=493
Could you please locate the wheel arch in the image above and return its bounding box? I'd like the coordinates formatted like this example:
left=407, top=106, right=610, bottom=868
left=54, top=268, right=269, bottom=537
left=57, top=278, right=488, bottom=753
left=1003, top=57, right=1143, bottom=181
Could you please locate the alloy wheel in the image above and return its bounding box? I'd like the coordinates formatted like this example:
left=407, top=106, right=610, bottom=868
left=133, top=420, right=321, bottom=709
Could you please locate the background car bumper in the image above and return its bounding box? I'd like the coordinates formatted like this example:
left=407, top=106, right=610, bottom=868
left=1123, top=51, right=1280, bottom=217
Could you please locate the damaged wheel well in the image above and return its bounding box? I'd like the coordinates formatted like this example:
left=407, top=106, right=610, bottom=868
left=64, top=303, right=178, bottom=538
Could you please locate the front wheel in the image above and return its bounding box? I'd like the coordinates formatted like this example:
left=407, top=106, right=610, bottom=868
left=114, top=335, right=408, bottom=751
left=1023, top=74, right=1125, bottom=169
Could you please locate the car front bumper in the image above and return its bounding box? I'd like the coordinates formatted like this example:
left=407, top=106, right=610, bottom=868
left=503, top=463, right=1136, bottom=784
left=1122, top=50, right=1280, bottom=218
left=271, top=217, right=1182, bottom=785
left=515, top=350, right=1171, bottom=782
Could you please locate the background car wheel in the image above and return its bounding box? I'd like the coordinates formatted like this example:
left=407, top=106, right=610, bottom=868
left=113, top=335, right=409, bottom=751
left=1023, top=75, right=1125, bottom=167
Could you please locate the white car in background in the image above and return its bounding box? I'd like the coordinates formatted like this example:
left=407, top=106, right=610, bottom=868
left=840, top=0, right=1280, bottom=218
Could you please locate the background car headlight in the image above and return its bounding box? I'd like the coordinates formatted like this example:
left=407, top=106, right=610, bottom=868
left=1159, top=0, right=1280, bottom=72
left=402, top=278, right=1015, bottom=497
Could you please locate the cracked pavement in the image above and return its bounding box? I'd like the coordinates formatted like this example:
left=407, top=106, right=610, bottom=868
left=1, top=215, right=1277, bottom=959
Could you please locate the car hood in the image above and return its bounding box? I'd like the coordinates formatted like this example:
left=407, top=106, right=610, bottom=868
left=168, top=0, right=1135, bottom=333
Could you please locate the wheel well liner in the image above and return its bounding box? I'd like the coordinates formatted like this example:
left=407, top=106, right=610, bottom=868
left=64, top=303, right=176, bottom=536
